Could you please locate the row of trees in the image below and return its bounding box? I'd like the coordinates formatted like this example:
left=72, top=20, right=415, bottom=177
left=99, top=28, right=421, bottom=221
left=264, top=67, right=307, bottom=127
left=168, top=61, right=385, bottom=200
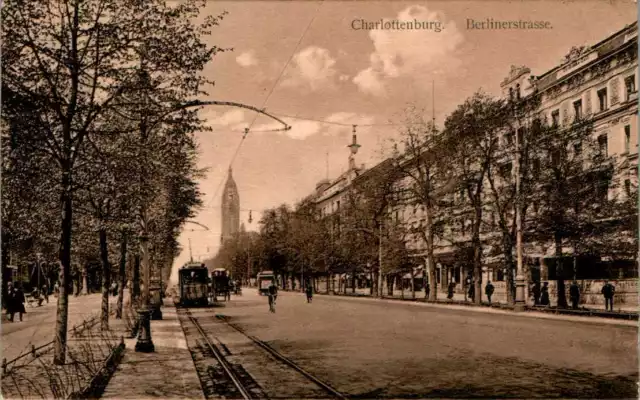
left=2, top=0, right=224, bottom=364
left=214, top=91, right=637, bottom=307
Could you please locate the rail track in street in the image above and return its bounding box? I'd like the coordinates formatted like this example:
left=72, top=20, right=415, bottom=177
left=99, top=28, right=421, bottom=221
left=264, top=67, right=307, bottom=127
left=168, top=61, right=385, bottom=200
left=177, top=306, right=347, bottom=399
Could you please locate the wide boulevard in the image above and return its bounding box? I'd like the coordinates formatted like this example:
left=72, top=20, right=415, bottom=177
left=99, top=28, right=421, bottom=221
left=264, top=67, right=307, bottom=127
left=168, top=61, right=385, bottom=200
left=204, top=289, right=637, bottom=398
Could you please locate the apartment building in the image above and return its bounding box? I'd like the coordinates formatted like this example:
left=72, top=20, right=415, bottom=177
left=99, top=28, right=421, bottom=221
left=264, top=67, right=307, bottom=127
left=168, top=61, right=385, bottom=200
left=307, top=23, right=638, bottom=305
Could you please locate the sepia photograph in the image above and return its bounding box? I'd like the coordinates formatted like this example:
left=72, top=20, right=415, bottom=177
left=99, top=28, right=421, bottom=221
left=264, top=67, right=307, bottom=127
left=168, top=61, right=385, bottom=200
left=1, top=0, right=638, bottom=399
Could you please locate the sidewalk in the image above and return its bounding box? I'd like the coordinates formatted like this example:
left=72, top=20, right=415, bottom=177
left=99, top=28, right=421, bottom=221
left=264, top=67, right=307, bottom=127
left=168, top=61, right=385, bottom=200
left=101, top=302, right=204, bottom=399
left=311, top=287, right=639, bottom=312
left=304, top=291, right=639, bottom=327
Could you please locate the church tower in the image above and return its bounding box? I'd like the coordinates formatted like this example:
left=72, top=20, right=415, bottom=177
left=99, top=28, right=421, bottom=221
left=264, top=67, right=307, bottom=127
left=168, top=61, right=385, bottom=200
left=221, top=167, right=240, bottom=244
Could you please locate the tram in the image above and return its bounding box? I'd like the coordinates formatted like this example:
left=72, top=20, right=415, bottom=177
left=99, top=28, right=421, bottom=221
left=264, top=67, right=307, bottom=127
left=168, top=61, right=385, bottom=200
left=211, top=268, right=231, bottom=301
left=256, top=270, right=275, bottom=296
left=178, top=262, right=210, bottom=307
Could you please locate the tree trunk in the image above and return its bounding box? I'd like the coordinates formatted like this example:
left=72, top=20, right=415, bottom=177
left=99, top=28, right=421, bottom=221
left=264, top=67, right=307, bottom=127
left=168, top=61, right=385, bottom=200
left=473, top=206, right=483, bottom=305
left=54, top=171, right=72, bottom=365
left=425, top=207, right=437, bottom=301
left=116, top=231, right=128, bottom=319
left=503, top=234, right=515, bottom=305
left=410, top=271, right=416, bottom=300
left=132, top=254, right=141, bottom=304
left=370, top=269, right=374, bottom=296
left=554, top=232, right=567, bottom=308
left=351, top=268, right=356, bottom=294
left=99, top=228, right=110, bottom=331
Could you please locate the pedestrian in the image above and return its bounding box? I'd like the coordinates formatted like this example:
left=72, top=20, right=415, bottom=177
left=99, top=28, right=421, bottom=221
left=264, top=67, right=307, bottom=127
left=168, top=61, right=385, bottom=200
left=532, top=282, right=541, bottom=305
left=424, top=282, right=430, bottom=300
left=267, top=280, right=278, bottom=313
left=540, top=282, right=550, bottom=306
left=447, top=281, right=455, bottom=300
left=12, top=284, right=26, bottom=322
left=601, top=280, right=615, bottom=312
left=569, top=280, right=580, bottom=309
left=485, top=281, right=495, bottom=305
left=5, top=283, right=15, bottom=322
left=32, top=287, right=43, bottom=306
left=305, top=284, right=313, bottom=303
left=42, top=284, right=49, bottom=304
left=110, top=281, right=117, bottom=296
left=53, top=281, right=60, bottom=297
left=468, top=281, right=475, bottom=301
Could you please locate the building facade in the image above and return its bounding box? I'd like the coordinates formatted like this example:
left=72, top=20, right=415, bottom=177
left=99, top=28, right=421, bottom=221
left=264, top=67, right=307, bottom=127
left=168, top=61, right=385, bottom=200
left=305, top=23, right=638, bottom=306
left=221, top=167, right=240, bottom=244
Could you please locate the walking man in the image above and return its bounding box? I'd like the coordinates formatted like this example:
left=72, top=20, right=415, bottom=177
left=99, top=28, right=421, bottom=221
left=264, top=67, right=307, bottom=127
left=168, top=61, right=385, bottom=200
left=305, top=284, right=313, bottom=303
left=267, top=280, right=278, bottom=313
left=42, top=284, right=49, bottom=304
left=11, top=284, right=26, bottom=322
left=601, top=280, right=615, bottom=311
left=540, top=282, right=550, bottom=306
left=424, top=282, right=430, bottom=300
left=447, top=281, right=455, bottom=300
left=485, top=281, right=495, bottom=305
left=569, top=280, right=580, bottom=310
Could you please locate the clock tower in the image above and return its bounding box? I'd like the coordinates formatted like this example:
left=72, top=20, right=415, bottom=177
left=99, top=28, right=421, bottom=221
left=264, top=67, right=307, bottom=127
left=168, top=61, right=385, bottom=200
left=221, top=167, right=240, bottom=244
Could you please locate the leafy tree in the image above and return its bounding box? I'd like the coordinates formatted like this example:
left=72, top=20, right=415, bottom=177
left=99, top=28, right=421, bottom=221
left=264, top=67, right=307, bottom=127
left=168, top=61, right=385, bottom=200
left=530, top=115, right=614, bottom=307
left=393, top=106, right=457, bottom=301
left=2, top=0, right=224, bottom=363
left=443, top=93, right=505, bottom=304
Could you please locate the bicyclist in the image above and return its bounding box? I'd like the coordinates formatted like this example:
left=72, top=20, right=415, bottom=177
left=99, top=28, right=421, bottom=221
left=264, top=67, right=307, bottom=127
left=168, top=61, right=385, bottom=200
left=268, top=280, right=278, bottom=313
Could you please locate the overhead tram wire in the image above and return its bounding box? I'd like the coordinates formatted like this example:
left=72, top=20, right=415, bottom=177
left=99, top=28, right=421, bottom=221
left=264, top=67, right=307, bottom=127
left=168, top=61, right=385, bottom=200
left=270, top=112, right=402, bottom=127
left=205, top=0, right=324, bottom=208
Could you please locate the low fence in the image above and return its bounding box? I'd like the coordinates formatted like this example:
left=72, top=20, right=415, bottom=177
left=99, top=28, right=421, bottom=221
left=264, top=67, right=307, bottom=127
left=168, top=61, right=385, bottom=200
left=68, top=339, right=126, bottom=399
left=2, top=312, right=112, bottom=375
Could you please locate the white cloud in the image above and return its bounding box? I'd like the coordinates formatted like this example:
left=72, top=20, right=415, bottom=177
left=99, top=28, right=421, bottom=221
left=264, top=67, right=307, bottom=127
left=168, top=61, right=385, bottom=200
left=203, top=109, right=247, bottom=131
left=236, top=51, right=258, bottom=67
left=353, top=5, right=464, bottom=96
left=353, top=67, right=386, bottom=96
left=252, top=112, right=375, bottom=140
left=282, top=46, right=338, bottom=91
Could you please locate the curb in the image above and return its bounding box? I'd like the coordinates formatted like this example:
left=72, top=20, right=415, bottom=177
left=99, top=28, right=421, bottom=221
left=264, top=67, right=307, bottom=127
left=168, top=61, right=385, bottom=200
left=308, top=292, right=639, bottom=327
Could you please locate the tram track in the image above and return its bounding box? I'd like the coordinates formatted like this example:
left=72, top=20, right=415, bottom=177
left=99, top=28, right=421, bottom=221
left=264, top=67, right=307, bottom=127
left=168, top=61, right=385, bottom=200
left=215, top=314, right=347, bottom=400
left=177, top=306, right=347, bottom=399
left=176, top=307, right=265, bottom=399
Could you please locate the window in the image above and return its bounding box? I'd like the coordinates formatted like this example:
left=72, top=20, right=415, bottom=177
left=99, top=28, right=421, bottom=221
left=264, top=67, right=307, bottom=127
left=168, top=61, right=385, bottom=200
left=573, top=99, right=582, bottom=121
left=506, top=132, right=514, bottom=146
left=596, top=180, right=609, bottom=202
left=551, top=110, right=560, bottom=127
left=509, top=87, right=514, bottom=101
left=625, top=75, right=636, bottom=100
left=516, top=84, right=521, bottom=100
left=625, top=179, right=631, bottom=196
left=625, top=125, right=631, bottom=153
left=460, top=219, right=465, bottom=235
left=573, top=142, right=582, bottom=158
left=598, top=134, right=608, bottom=156
left=336, top=200, right=340, bottom=211
left=597, top=88, right=608, bottom=112
left=500, top=162, right=512, bottom=178
left=533, top=158, right=541, bottom=178
left=395, top=210, right=399, bottom=221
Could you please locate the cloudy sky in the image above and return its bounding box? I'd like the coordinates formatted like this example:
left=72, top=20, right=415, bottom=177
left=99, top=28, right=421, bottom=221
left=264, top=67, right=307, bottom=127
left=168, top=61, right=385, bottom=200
left=171, top=0, right=636, bottom=281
